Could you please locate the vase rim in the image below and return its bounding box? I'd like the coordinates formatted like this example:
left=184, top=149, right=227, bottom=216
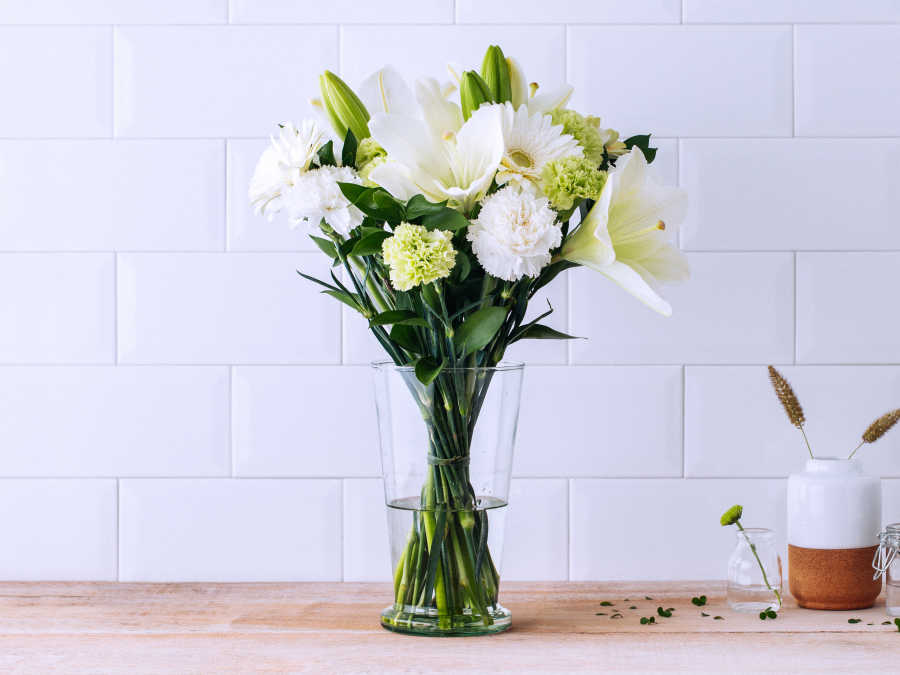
left=370, top=360, right=525, bottom=372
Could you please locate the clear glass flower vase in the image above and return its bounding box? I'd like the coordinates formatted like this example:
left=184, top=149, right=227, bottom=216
left=727, top=528, right=783, bottom=613
left=372, top=361, right=524, bottom=636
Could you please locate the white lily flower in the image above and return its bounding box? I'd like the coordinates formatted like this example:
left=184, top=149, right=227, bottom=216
left=357, top=66, right=418, bottom=117
left=368, top=104, right=504, bottom=212
left=560, top=148, right=689, bottom=317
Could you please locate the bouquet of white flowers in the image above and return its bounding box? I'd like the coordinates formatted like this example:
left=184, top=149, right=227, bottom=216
left=251, top=45, right=688, bottom=635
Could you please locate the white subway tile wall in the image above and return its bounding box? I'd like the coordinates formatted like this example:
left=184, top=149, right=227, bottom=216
left=0, top=2, right=897, bottom=582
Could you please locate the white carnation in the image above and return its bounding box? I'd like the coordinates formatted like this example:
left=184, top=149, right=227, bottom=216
left=249, top=120, right=326, bottom=219
left=468, top=186, right=561, bottom=281
left=283, top=165, right=364, bottom=237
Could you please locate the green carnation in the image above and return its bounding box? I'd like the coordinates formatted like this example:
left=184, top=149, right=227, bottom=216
left=356, top=137, right=386, bottom=170
left=720, top=504, right=743, bottom=527
left=540, top=155, right=606, bottom=211
left=381, top=222, right=456, bottom=291
left=550, top=109, right=606, bottom=166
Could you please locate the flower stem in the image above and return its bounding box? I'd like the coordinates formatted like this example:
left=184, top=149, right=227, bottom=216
left=848, top=440, right=864, bottom=459
left=736, top=521, right=782, bottom=607
left=799, top=427, right=814, bottom=459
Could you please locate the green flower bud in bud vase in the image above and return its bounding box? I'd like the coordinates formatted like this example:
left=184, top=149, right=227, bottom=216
left=459, top=70, right=493, bottom=121
left=720, top=504, right=743, bottom=526
left=319, top=70, right=371, bottom=141
left=480, top=45, right=511, bottom=103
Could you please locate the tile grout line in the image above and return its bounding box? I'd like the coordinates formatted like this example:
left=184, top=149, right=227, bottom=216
left=113, top=253, right=118, bottom=364
left=339, top=479, right=345, bottom=582
left=222, top=138, right=229, bottom=251
left=566, top=478, right=572, bottom=581
left=110, top=26, right=116, bottom=139
left=681, top=365, right=686, bottom=478
left=791, top=24, right=798, bottom=136
left=228, top=366, right=234, bottom=477
left=115, top=478, right=120, bottom=581
left=793, top=252, right=798, bottom=364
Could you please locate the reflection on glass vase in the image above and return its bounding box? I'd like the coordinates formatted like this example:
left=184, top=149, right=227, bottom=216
left=372, top=361, right=524, bottom=636
left=727, top=528, right=783, bottom=612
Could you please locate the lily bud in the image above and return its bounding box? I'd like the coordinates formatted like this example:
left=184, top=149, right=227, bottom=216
left=506, top=56, right=528, bottom=109
left=480, top=45, right=511, bottom=103
left=319, top=70, right=371, bottom=141
left=459, top=70, right=492, bottom=120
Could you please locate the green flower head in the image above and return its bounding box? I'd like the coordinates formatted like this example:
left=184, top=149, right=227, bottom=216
left=381, top=222, right=456, bottom=292
left=356, top=137, right=386, bottom=170
left=550, top=109, right=606, bottom=166
left=540, top=155, right=606, bottom=211
left=720, top=504, right=743, bottom=527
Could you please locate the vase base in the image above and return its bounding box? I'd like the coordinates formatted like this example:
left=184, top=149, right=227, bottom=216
left=380, top=604, right=511, bottom=637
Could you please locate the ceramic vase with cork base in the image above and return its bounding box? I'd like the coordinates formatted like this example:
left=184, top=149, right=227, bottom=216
left=787, top=458, right=882, bottom=610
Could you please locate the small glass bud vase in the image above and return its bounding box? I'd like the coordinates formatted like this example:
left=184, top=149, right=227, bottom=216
left=874, top=523, right=900, bottom=617
left=727, top=528, right=783, bottom=612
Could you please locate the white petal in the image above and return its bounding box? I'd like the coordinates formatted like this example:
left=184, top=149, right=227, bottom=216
left=415, top=78, right=463, bottom=138
left=506, top=57, right=528, bottom=109
left=369, top=112, right=449, bottom=181
left=453, top=104, right=504, bottom=188
left=597, top=260, right=673, bottom=317
left=527, top=84, right=574, bottom=114
left=368, top=161, right=419, bottom=201
left=358, top=66, right=417, bottom=116
left=636, top=245, right=690, bottom=284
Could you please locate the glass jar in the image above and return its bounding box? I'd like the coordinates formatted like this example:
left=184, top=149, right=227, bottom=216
left=874, top=522, right=900, bottom=616
left=727, top=528, right=783, bottom=612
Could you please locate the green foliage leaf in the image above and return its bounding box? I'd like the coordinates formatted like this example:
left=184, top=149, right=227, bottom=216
left=453, top=250, right=472, bottom=282
left=350, top=230, right=391, bottom=256
left=405, top=194, right=448, bottom=220
left=317, top=140, right=337, bottom=167
left=513, top=324, right=580, bottom=341
left=342, top=128, right=358, bottom=168
left=623, top=134, right=657, bottom=164
left=389, top=324, right=421, bottom=354
left=421, top=208, right=470, bottom=232
left=453, top=306, right=507, bottom=357
left=531, top=259, right=579, bottom=294
left=322, top=289, right=362, bottom=313
left=419, top=282, right=443, bottom=321
left=338, top=183, right=406, bottom=223
left=309, top=235, right=337, bottom=259
left=370, top=309, right=428, bottom=327
left=414, top=356, right=445, bottom=385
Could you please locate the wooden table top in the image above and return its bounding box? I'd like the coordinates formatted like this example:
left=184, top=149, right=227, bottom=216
left=0, top=581, right=894, bottom=673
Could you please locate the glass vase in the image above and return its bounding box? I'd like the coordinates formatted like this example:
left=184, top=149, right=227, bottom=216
left=372, top=361, right=524, bottom=636
left=727, top=528, right=783, bottom=612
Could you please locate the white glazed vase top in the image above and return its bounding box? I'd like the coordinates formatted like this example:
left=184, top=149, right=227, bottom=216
left=787, top=458, right=881, bottom=550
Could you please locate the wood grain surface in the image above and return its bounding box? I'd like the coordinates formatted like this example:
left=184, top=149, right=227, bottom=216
left=0, top=581, right=894, bottom=673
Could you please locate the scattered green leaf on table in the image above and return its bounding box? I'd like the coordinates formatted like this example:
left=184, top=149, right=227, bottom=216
left=691, top=595, right=707, bottom=606
left=848, top=618, right=862, bottom=624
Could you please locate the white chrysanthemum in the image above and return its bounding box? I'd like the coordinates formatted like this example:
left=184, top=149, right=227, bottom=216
left=282, top=166, right=364, bottom=237
left=467, top=186, right=561, bottom=281
left=496, top=103, right=582, bottom=188
left=249, top=120, right=326, bottom=219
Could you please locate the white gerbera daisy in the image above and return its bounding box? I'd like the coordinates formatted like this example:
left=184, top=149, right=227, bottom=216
left=467, top=185, right=561, bottom=281
left=282, top=165, right=364, bottom=238
left=249, top=120, right=326, bottom=219
left=496, top=103, right=582, bottom=189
